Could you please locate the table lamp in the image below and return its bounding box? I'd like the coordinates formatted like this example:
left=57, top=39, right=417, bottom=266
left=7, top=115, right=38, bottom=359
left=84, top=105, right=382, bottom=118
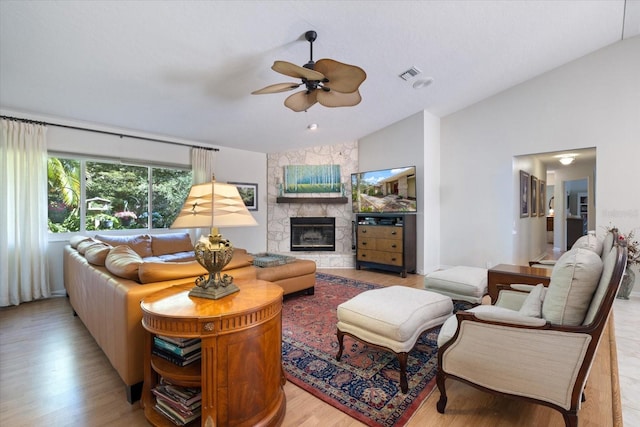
left=171, top=178, right=257, bottom=299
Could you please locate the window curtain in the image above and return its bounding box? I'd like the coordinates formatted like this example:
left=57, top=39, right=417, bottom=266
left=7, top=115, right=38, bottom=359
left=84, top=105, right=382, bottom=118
left=0, top=119, right=50, bottom=306
left=191, top=147, right=215, bottom=185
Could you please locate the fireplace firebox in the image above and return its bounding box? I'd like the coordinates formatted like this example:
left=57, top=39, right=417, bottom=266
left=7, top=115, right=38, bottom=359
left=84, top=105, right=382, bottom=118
left=290, top=217, right=335, bottom=252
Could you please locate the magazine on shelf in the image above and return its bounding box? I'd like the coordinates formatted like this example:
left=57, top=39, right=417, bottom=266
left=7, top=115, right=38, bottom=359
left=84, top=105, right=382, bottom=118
left=152, top=346, right=201, bottom=366
left=154, top=401, right=199, bottom=426
left=154, top=336, right=202, bottom=356
left=156, top=335, right=201, bottom=348
left=158, top=379, right=202, bottom=407
left=152, top=387, right=202, bottom=414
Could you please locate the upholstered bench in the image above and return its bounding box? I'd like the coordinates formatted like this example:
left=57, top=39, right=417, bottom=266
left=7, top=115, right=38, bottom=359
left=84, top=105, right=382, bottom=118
left=336, top=286, right=453, bottom=393
left=424, top=266, right=488, bottom=304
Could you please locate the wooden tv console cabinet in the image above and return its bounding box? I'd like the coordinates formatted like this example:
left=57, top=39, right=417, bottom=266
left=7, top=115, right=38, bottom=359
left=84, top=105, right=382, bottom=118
left=140, top=280, right=286, bottom=427
left=355, top=213, right=416, bottom=277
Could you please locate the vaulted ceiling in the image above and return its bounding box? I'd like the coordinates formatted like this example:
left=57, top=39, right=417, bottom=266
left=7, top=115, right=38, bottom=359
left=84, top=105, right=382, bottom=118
left=1, top=1, right=638, bottom=153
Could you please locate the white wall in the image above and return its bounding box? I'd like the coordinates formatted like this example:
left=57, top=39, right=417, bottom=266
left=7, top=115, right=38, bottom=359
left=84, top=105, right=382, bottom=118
left=358, top=110, right=440, bottom=274
left=1, top=111, right=267, bottom=295
left=440, top=36, right=640, bottom=279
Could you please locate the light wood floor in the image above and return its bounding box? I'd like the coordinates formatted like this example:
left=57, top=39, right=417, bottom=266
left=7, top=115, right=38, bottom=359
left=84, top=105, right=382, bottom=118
left=0, top=268, right=620, bottom=426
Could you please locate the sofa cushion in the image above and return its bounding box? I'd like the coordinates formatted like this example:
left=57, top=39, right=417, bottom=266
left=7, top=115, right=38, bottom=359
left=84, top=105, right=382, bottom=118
left=541, top=248, right=603, bottom=325
left=138, top=261, right=207, bottom=284
left=84, top=242, right=112, bottom=266
left=105, top=245, right=144, bottom=281
left=77, top=238, right=99, bottom=255
left=518, top=283, right=546, bottom=318
left=70, top=235, right=93, bottom=249
left=571, top=233, right=602, bottom=256
left=151, top=232, right=194, bottom=256
left=96, top=234, right=153, bottom=258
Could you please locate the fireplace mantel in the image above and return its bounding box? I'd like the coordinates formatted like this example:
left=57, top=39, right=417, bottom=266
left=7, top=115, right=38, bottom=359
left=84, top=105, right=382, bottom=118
left=276, top=196, right=348, bottom=204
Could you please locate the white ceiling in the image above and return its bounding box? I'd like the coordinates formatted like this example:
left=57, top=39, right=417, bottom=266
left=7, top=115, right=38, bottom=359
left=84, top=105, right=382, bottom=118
left=1, top=1, right=638, bottom=154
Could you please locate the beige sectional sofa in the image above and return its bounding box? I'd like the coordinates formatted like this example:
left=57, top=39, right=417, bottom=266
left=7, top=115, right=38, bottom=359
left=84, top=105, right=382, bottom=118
left=63, top=232, right=315, bottom=403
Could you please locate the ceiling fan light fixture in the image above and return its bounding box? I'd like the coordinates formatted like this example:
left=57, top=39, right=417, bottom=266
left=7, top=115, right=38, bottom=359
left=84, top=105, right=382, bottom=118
left=252, top=30, right=366, bottom=112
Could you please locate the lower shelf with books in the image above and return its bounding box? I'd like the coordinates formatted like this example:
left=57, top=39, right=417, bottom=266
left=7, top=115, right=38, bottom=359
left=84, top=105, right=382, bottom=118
left=151, top=379, right=201, bottom=426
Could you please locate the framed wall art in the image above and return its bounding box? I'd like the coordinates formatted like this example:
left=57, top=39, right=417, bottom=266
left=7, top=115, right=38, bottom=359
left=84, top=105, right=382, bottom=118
left=539, top=180, right=546, bottom=216
left=531, top=175, right=539, bottom=216
left=283, top=164, right=341, bottom=193
left=229, top=182, right=258, bottom=211
left=520, top=170, right=530, bottom=218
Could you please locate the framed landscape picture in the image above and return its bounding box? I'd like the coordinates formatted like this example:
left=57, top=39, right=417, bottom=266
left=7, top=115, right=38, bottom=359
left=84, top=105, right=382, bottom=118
left=531, top=175, right=539, bottom=216
left=520, top=170, right=530, bottom=217
left=283, top=164, right=341, bottom=193
left=229, top=182, right=258, bottom=211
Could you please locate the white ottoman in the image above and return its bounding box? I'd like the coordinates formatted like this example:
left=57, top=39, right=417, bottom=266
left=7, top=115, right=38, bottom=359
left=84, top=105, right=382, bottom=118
left=424, top=266, right=488, bottom=304
left=336, top=286, right=453, bottom=393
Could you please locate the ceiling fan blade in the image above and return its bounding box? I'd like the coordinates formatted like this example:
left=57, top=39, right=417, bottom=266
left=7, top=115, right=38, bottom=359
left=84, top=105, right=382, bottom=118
left=315, top=59, right=366, bottom=93
left=272, top=60, right=325, bottom=81
left=251, top=82, right=301, bottom=95
left=284, top=90, right=318, bottom=112
left=317, top=89, right=362, bottom=108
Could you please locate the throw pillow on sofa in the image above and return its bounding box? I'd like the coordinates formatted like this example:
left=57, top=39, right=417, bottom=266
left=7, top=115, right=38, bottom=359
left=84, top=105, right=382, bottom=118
left=151, top=232, right=194, bottom=256
left=105, top=245, right=144, bottom=281
left=77, top=238, right=100, bottom=255
left=84, top=242, right=112, bottom=266
left=96, top=234, right=153, bottom=258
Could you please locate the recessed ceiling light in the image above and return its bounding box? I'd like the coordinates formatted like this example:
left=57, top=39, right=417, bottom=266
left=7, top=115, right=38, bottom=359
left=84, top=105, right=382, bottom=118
left=412, top=78, right=433, bottom=89
left=307, top=123, right=318, bottom=131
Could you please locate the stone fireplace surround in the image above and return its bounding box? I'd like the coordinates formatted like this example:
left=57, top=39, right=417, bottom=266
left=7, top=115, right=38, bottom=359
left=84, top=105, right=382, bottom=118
left=266, top=142, right=357, bottom=269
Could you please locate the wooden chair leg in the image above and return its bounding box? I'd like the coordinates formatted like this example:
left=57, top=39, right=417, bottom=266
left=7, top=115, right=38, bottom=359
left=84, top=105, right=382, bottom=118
left=436, top=372, right=448, bottom=413
left=335, top=329, right=345, bottom=361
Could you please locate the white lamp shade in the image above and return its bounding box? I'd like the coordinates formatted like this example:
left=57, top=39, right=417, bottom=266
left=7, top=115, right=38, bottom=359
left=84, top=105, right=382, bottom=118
left=171, top=181, right=257, bottom=229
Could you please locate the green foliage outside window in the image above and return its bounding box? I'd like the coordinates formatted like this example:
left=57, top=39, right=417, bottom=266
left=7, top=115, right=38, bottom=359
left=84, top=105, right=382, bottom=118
left=47, top=156, right=192, bottom=233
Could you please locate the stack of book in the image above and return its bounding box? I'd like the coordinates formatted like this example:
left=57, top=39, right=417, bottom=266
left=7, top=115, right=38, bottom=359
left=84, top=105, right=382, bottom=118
left=152, top=335, right=202, bottom=366
left=152, top=378, right=201, bottom=426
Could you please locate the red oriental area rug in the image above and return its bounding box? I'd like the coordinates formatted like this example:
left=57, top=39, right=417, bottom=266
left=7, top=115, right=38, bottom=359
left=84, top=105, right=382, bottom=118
left=281, top=273, right=457, bottom=427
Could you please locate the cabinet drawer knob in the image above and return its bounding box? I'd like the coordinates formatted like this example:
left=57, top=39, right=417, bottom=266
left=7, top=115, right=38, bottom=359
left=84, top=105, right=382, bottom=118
left=391, top=244, right=397, bottom=248
left=391, top=231, right=397, bottom=235
left=362, top=242, right=367, bottom=246
left=362, top=254, right=367, bottom=258
left=361, top=229, right=367, bottom=234
left=391, top=258, right=397, bottom=261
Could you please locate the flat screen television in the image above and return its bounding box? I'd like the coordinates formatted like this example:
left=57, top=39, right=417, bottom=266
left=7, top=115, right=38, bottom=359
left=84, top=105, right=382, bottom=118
left=351, top=166, right=417, bottom=213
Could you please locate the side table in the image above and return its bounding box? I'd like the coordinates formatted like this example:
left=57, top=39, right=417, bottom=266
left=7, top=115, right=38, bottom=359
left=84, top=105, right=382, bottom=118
left=487, top=264, right=553, bottom=303
left=140, top=279, right=286, bottom=427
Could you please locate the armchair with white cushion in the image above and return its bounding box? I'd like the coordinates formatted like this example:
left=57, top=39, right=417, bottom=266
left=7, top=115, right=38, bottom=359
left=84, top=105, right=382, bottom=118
left=436, top=237, right=627, bottom=427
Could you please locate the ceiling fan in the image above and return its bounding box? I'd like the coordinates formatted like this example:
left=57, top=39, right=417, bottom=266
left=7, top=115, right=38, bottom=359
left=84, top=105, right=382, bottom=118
left=251, top=30, right=366, bottom=112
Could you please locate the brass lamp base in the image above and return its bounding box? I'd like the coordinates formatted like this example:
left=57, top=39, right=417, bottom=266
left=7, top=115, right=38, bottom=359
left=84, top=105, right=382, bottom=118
left=190, top=232, right=239, bottom=300
left=189, top=282, right=239, bottom=300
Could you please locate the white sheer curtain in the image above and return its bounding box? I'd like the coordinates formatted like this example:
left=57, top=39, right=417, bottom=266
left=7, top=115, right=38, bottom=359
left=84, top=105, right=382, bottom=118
left=191, top=147, right=215, bottom=184
left=0, top=119, right=50, bottom=306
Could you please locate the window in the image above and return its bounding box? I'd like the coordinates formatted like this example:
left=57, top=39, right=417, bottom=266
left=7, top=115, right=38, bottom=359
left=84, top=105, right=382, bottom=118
left=47, top=156, right=192, bottom=233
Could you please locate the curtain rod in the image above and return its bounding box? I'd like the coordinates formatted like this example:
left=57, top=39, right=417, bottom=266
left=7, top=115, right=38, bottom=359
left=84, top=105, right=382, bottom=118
left=0, top=114, right=219, bottom=152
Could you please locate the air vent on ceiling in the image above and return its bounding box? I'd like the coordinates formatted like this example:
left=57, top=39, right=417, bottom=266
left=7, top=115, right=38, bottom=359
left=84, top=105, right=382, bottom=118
left=399, top=66, right=422, bottom=81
